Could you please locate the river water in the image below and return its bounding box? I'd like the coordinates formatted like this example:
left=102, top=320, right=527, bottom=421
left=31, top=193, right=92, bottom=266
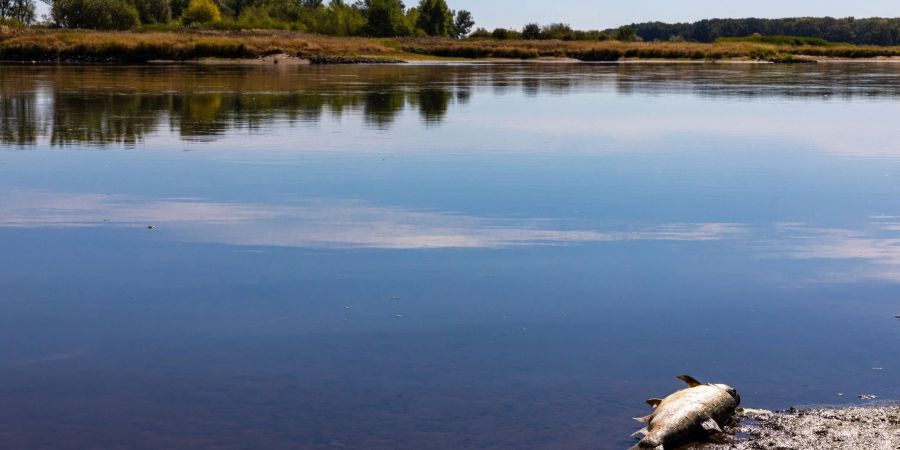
left=1, top=63, right=899, bottom=449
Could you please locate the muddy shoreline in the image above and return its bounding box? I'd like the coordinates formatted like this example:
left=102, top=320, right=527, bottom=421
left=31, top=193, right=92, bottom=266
left=5, top=55, right=900, bottom=66
left=683, top=404, right=900, bottom=450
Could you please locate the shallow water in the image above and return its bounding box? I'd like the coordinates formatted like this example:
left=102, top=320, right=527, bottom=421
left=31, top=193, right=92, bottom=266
left=1, top=63, right=899, bottom=449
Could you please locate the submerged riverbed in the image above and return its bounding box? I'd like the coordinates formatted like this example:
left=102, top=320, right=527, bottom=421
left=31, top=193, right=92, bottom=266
left=1, top=63, right=899, bottom=449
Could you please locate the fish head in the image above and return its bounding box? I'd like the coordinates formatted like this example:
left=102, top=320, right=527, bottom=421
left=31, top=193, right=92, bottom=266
left=712, top=383, right=741, bottom=405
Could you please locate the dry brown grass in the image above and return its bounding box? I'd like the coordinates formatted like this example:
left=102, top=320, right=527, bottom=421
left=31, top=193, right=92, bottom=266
left=0, top=29, right=399, bottom=62
left=399, top=37, right=900, bottom=61
left=2, top=29, right=900, bottom=62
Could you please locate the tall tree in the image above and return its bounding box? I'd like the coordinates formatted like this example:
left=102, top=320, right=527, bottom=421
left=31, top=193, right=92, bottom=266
left=521, top=23, right=541, bottom=39
left=451, top=9, right=473, bottom=38
left=321, top=0, right=366, bottom=36
left=359, top=0, right=410, bottom=37
left=415, top=0, right=450, bottom=36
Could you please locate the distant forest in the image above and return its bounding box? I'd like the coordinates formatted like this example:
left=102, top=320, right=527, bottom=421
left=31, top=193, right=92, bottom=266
left=627, top=18, right=900, bottom=46
left=0, top=0, right=475, bottom=37
left=4, top=1, right=900, bottom=48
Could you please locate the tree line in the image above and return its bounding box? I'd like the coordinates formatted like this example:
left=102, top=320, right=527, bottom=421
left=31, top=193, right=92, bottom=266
left=627, top=17, right=900, bottom=46
left=467, top=17, right=900, bottom=46
left=1, top=0, right=474, bottom=37
left=5, top=7, right=900, bottom=47
left=470, top=23, right=619, bottom=41
left=0, top=0, right=35, bottom=24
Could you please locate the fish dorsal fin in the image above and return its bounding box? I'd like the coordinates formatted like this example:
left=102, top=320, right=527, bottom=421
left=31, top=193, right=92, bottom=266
left=646, top=398, right=663, bottom=409
left=677, top=375, right=702, bottom=387
left=633, top=413, right=654, bottom=423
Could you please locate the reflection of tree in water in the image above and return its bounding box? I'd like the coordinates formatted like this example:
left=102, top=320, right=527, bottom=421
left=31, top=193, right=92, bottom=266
left=0, top=65, right=591, bottom=147
left=171, top=94, right=229, bottom=140
left=5, top=63, right=900, bottom=147
left=50, top=93, right=168, bottom=147
left=413, top=89, right=452, bottom=125
left=0, top=92, right=42, bottom=146
left=363, top=90, right=406, bottom=129
left=12, top=86, right=448, bottom=144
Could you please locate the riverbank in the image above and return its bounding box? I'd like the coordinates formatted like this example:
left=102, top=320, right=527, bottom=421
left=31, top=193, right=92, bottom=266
left=4, top=29, right=900, bottom=64
left=686, top=404, right=900, bottom=449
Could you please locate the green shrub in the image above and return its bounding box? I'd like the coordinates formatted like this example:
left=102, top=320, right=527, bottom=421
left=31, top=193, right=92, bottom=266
left=236, top=6, right=288, bottom=30
left=180, top=0, right=220, bottom=25
left=540, top=23, right=575, bottom=40
left=0, top=17, right=24, bottom=29
left=315, top=1, right=366, bottom=36
left=468, top=27, right=489, bottom=39
left=52, top=0, right=140, bottom=30
left=491, top=28, right=514, bottom=40
left=613, top=26, right=637, bottom=42
left=716, top=35, right=832, bottom=46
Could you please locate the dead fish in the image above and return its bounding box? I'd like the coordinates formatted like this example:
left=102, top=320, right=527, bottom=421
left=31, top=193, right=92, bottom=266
left=630, top=375, right=740, bottom=450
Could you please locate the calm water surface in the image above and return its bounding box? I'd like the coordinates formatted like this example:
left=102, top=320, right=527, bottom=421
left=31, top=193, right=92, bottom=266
left=1, top=63, right=899, bottom=449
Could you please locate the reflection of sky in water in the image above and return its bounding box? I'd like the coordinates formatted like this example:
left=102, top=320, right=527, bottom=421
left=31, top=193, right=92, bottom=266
left=0, top=191, right=748, bottom=249
left=4, top=191, right=900, bottom=283
left=1, top=65, right=900, bottom=450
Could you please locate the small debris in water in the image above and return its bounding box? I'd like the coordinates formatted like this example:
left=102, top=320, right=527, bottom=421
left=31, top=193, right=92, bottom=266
left=837, top=393, right=844, bottom=396
left=391, top=296, right=401, bottom=300
left=872, top=367, right=884, bottom=371
left=344, top=306, right=352, bottom=310
left=394, top=314, right=403, bottom=319
left=859, top=394, right=878, bottom=400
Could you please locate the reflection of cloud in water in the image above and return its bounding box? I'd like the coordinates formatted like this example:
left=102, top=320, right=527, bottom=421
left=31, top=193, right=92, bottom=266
left=0, top=191, right=745, bottom=249
left=774, top=221, right=900, bottom=282
left=501, top=103, right=900, bottom=159
left=6, top=191, right=900, bottom=282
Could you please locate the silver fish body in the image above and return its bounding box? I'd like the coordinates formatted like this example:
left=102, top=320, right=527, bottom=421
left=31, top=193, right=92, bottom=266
left=631, top=375, right=740, bottom=450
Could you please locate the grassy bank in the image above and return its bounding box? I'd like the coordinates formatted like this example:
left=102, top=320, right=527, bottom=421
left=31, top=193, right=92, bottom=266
left=3, top=29, right=900, bottom=63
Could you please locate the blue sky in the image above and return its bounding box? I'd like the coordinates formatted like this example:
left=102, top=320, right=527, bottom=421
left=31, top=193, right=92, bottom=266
left=450, top=0, right=900, bottom=30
